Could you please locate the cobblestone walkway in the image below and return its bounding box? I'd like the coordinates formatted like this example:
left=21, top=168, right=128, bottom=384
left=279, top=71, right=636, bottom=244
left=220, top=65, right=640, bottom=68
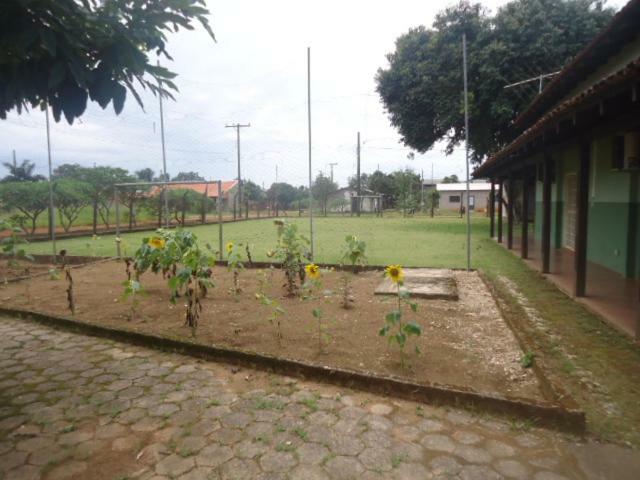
left=0, top=316, right=631, bottom=479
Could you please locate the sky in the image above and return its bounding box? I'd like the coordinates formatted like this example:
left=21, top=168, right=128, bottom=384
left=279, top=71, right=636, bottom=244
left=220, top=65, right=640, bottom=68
left=0, top=0, right=627, bottom=188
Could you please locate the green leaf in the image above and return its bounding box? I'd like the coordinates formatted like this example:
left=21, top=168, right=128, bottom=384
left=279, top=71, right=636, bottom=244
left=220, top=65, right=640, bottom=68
left=312, top=308, right=322, bottom=319
left=403, top=322, right=422, bottom=336
left=385, top=311, right=401, bottom=324
left=379, top=325, right=390, bottom=336
left=409, top=302, right=418, bottom=313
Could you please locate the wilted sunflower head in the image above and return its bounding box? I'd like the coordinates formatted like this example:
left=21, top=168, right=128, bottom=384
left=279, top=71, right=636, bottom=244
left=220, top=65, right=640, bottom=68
left=305, top=263, right=321, bottom=280
left=226, top=241, right=234, bottom=254
left=385, top=265, right=404, bottom=284
left=148, top=237, right=165, bottom=250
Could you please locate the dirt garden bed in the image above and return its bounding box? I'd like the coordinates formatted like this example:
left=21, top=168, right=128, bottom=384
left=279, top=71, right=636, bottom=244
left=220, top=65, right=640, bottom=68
left=0, top=259, right=547, bottom=404
left=0, top=258, right=54, bottom=282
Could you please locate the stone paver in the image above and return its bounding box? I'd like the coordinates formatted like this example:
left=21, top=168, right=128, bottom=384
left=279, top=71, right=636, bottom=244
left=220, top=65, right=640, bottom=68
left=0, top=316, right=638, bottom=479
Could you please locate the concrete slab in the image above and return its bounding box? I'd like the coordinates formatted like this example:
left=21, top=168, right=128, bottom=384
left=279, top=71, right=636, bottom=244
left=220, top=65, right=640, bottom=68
left=374, top=268, right=458, bottom=300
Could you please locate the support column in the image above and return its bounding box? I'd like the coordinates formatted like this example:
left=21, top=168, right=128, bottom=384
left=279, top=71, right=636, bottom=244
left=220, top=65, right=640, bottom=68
left=507, top=173, right=514, bottom=250
left=521, top=175, right=529, bottom=259
left=575, top=139, right=591, bottom=297
left=497, top=180, right=503, bottom=243
left=490, top=179, right=495, bottom=238
left=542, top=155, right=552, bottom=274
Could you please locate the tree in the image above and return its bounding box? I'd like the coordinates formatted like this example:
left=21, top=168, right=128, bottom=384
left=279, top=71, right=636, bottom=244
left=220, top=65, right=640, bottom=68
left=136, top=168, right=155, bottom=182
left=55, top=164, right=131, bottom=233
left=54, top=179, right=92, bottom=232
left=348, top=173, right=370, bottom=192
left=166, top=188, right=205, bottom=225
left=142, top=192, right=165, bottom=228
left=172, top=171, right=205, bottom=182
left=1, top=159, right=45, bottom=182
left=267, top=183, right=299, bottom=212
left=376, top=0, right=614, bottom=162
left=442, top=175, right=459, bottom=184
left=368, top=171, right=395, bottom=198
left=1, top=0, right=215, bottom=123
left=0, top=181, right=50, bottom=233
left=311, top=172, right=338, bottom=216
left=392, top=169, right=421, bottom=215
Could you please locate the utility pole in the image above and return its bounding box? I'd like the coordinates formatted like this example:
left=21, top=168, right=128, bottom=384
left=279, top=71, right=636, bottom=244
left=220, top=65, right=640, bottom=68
left=463, top=34, right=471, bottom=272
left=328, top=162, right=338, bottom=183
left=225, top=122, right=251, bottom=218
left=356, top=132, right=361, bottom=217
left=12, top=150, right=16, bottom=170
left=157, top=61, right=169, bottom=227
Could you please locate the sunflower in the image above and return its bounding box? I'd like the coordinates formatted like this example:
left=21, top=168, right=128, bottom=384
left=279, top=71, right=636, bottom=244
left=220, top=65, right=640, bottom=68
left=226, top=241, right=234, bottom=254
left=385, top=264, right=404, bottom=284
left=148, top=237, right=166, bottom=250
left=305, top=263, right=321, bottom=280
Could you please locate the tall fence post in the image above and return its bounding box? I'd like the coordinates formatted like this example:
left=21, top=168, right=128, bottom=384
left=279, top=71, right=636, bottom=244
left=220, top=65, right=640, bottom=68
left=218, top=180, right=223, bottom=261
left=115, top=186, right=121, bottom=258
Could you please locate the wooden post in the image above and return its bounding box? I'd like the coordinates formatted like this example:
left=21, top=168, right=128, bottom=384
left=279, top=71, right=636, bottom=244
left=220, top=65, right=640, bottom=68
left=575, top=139, right=591, bottom=297
left=497, top=180, right=503, bottom=243
left=542, top=155, right=552, bottom=273
left=521, top=175, right=529, bottom=259
left=507, top=173, right=514, bottom=249
left=490, top=179, right=495, bottom=238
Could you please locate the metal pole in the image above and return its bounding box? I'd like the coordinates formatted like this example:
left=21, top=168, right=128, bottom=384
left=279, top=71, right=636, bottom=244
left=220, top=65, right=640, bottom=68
left=225, top=123, right=250, bottom=219
left=307, top=47, right=314, bottom=260
left=45, top=103, right=56, bottom=263
left=157, top=61, right=169, bottom=228
left=115, top=186, right=121, bottom=258
left=463, top=33, right=471, bottom=272
left=217, top=180, right=223, bottom=261
left=356, top=132, right=361, bottom=217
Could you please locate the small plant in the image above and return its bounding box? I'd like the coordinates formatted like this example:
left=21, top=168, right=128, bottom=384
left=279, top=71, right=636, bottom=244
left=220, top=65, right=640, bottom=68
left=521, top=351, right=536, bottom=368
left=167, top=245, right=215, bottom=333
left=379, top=265, right=421, bottom=368
left=122, top=278, right=145, bottom=321
left=268, top=220, right=310, bottom=297
left=339, top=235, right=367, bottom=308
left=48, top=268, right=61, bottom=280
left=256, top=292, right=285, bottom=344
left=226, top=241, right=244, bottom=298
left=85, top=234, right=100, bottom=257
left=0, top=218, right=32, bottom=267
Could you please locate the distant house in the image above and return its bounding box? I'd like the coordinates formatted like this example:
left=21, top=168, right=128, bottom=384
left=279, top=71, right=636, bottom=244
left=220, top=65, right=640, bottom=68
left=473, top=0, right=640, bottom=338
left=436, top=182, right=494, bottom=212
left=151, top=180, right=238, bottom=208
left=327, top=187, right=382, bottom=213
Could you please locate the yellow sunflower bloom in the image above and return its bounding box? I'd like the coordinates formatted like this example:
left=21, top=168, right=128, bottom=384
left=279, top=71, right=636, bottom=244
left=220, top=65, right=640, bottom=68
left=385, top=265, right=404, bottom=284
left=305, top=263, right=321, bottom=280
left=148, top=237, right=165, bottom=249
left=226, top=241, right=234, bottom=254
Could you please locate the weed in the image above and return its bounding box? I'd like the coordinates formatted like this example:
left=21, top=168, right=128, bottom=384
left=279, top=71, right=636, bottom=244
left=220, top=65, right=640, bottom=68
left=521, top=351, right=536, bottom=368
left=293, top=427, right=308, bottom=440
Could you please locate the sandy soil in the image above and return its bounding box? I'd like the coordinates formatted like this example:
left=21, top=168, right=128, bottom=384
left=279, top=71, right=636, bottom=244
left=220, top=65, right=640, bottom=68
left=0, top=260, right=544, bottom=401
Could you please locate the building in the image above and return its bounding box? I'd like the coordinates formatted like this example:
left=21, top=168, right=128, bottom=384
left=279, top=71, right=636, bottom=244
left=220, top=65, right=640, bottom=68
left=473, top=0, right=640, bottom=338
left=436, top=182, right=494, bottom=212
left=327, top=187, right=382, bottom=213
left=151, top=181, right=239, bottom=208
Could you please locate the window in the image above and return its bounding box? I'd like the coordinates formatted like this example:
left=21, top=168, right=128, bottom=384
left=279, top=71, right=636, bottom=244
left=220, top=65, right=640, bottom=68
left=449, top=195, right=461, bottom=203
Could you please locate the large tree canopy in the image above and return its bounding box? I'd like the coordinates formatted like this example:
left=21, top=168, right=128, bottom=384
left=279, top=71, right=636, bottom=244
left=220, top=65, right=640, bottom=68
left=376, top=0, right=614, bottom=162
left=0, top=0, right=214, bottom=123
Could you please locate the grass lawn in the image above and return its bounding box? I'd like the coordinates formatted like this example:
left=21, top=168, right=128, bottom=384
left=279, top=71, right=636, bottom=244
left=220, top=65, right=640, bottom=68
left=21, top=214, right=640, bottom=446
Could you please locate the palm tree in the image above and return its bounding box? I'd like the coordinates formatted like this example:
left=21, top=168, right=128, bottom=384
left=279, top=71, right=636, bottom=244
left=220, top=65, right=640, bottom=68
left=1, top=159, right=45, bottom=182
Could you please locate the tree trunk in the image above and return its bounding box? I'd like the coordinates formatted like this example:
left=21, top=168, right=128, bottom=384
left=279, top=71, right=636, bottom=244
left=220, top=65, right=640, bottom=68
left=128, top=202, right=134, bottom=231
left=92, top=199, right=98, bottom=234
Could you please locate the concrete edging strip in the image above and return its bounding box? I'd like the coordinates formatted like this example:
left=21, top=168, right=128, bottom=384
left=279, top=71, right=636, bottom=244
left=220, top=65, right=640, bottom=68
left=0, top=306, right=586, bottom=434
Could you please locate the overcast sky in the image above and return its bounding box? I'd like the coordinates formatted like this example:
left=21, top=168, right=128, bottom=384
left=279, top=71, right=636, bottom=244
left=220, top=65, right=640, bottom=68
left=0, top=0, right=626, bottom=187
